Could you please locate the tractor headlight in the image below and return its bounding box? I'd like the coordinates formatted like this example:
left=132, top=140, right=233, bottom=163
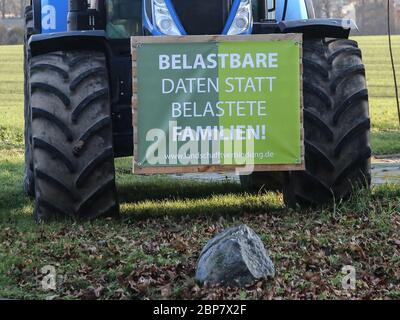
left=227, top=0, right=253, bottom=35
left=152, top=0, right=182, bottom=35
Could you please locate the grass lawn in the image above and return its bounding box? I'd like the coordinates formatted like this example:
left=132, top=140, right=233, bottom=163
left=0, top=36, right=399, bottom=300
left=354, top=36, right=400, bottom=154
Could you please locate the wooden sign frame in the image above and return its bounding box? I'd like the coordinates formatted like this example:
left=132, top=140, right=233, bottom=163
left=131, top=34, right=304, bottom=174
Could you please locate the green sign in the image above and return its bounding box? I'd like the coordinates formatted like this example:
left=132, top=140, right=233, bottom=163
left=132, top=35, right=303, bottom=173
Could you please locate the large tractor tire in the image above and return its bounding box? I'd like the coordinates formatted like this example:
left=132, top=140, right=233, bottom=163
left=241, top=38, right=371, bottom=207
left=23, top=5, right=35, bottom=196
left=29, top=51, right=119, bottom=220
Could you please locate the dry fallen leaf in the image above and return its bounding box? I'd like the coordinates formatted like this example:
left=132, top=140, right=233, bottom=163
left=94, top=286, right=103, bottom=298
left=349, top=243, right=366, bottom=258
left=160, top=284, right=172, bottom=298
left=172, top=236, right=189, bottom=252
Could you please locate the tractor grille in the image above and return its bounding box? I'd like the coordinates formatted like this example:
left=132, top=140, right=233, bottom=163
left=170, top=0, right=233, bottom=35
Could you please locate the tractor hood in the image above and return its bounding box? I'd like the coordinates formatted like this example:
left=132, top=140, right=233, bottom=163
left=143, top=0, right=253, bottom=35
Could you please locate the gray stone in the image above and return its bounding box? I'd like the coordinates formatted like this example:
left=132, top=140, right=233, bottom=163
left=195, top=224, right=275, bottom=287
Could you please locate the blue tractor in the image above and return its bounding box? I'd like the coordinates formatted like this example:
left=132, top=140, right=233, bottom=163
left=24, top=0, right=371, bottom=220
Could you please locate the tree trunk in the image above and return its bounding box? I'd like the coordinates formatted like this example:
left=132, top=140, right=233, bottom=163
left=1, top=0, right=5, bottom=19
left=21, top=0, right=25, bottom=17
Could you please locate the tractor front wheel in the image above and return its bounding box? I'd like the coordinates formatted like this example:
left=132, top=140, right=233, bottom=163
left=29, top=51, right=119, bottom=220
left=241, top=38, right=371, bottom=207
left=284, top=38, right=371, bottom=207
